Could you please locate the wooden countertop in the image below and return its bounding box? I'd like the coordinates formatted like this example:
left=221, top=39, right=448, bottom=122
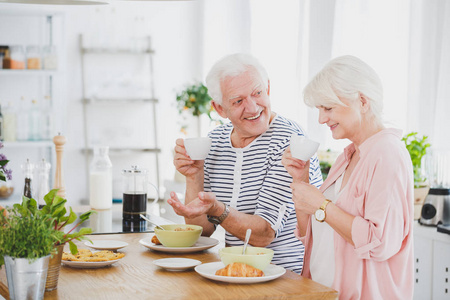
left=0, top=232, right=338, bottom=299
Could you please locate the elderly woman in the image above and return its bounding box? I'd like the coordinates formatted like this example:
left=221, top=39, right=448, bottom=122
left=282, top=55, right=414, bottom=299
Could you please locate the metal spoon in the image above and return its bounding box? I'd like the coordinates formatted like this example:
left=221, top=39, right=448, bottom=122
left=139, top=214, right=165, bottom=231
left=242, top=229, right=252, bottom=255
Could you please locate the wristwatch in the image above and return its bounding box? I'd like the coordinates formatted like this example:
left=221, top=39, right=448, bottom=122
left=207, top=203, right=230, bottom=225
left=314, top=199, right=332, bottom=222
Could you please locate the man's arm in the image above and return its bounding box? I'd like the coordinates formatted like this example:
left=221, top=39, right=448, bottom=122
left=183, top=174, right=216, bottom=236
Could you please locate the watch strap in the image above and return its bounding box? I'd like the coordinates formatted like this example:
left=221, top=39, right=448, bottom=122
left=207, top=203, right=230, bottom=224
left=320, top=199, right=332, bottom=211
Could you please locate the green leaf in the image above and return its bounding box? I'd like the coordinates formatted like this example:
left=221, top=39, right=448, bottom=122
left=68, top=241, right=78, bottom=255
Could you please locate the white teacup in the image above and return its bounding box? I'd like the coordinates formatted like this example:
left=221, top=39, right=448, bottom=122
left=290, top=135, right=320, bottom=161
left=184, top=137, right=212, bottom=160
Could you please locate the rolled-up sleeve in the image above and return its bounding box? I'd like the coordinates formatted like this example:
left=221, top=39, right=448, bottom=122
left=351, top=151, right=412, bottom=261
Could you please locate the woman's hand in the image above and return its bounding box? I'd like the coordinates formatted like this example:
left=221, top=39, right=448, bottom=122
left=290, top=181, right=326, bottom=215
left=173, top=138, right=205, bottom=179
left=282, top=146, right=310, bottom=183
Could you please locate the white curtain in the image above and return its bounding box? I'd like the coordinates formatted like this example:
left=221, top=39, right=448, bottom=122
left=200, top=0, right=305, bottom=134
left=408, top=0, right=450, bottom=151
left=304, top=0, right=411, bottom=152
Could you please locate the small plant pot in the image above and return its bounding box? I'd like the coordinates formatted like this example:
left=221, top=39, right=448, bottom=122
left=4, top=254, right=50, bottom=300
left=45, top=244, right=65, bottom=291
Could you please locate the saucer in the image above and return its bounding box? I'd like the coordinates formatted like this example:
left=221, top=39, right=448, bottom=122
left=84, top=240, right=129, bottom=251
left=153, top=258, right=202, bottom=271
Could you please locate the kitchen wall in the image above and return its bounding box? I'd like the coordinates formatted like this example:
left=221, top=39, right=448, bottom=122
left=0, top=1, right=203, bottom=206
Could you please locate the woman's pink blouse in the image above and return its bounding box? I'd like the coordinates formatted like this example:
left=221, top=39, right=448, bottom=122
left=296, top=128, right=415, bottom=300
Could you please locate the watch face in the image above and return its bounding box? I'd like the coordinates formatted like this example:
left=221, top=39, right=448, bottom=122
left=315, top=209, right=325, bottom=222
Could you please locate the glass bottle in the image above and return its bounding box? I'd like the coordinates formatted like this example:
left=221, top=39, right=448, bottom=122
left=89, top=146, right=113, bottom=210
left=40, top=95, right=52, bottom=140
left=16, top=96, right=30, bottom=141
left=29, top=99, right=41, bottom=141
left=21, top=158, right=34, bottom=198
left=35, top=158, right=51, bottom=208
left=3, top=101, right=16, bottom=142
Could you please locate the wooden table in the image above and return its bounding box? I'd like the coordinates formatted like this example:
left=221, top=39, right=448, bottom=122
left=0, top=233, right=338, bottom=299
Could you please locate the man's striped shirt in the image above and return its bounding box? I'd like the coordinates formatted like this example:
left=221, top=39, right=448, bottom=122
left=204, top=114, right=323, bottom=274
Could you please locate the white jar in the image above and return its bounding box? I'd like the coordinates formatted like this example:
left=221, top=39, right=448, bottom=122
left=89, top=146, right=113, bottom=210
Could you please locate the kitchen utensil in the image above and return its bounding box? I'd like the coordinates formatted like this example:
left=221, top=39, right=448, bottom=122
left=242, top=229, right=252, bottom=254
left=139, top=214, right=165, bottom=231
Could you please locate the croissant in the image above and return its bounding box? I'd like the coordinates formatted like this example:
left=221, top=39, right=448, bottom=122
left=215, top=262, right=264, bottom=277
left=151, top=235, right=161, bottom=245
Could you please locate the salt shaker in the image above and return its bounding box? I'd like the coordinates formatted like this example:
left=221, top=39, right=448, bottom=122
left=35, top=158, right=51, bottom=207
left=89, top=146, right=113, bottom=210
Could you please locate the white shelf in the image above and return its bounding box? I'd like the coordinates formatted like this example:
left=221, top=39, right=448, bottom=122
left=3, top=141, right=53, bottom=148
left=82, top=147, right=161, bottom=154
left=81, top=48, right=155, bottom=55
left=0, top=69, right=59, bottom=76
left=82, top=98, right=158, bottom=104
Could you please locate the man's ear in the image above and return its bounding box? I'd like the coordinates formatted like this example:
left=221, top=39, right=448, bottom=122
left=267, top=79, right=271, bottom=96
left=212, top=100, right=227, bottom=118
left=359, top=93, right=370, bottom=113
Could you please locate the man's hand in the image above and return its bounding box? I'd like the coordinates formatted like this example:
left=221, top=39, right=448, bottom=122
left=173, top=138, right=205, bottom=179
left=281, top=146, right=310, bottom=183
left=167, top=191, right=222, bottom=219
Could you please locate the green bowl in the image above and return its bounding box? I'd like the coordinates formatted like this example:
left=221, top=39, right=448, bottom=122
left=154, top=224, right=203, bottom=247
left=219, top=246, right=274, bottom=271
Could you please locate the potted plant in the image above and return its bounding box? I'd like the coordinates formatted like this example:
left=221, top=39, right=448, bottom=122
left=14, top=189, right=95, bottom=291
left=402, top=132, right=431, bottom=219
left=0, top=206, right=58, bottom=300
left=176, top=82, right=221, bottom=137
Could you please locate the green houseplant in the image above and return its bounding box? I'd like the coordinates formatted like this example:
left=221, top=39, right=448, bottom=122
left=402, top=132, right=431, bottom=219
left=402, top=132, right=431, bottom=188
left=11, top=189, right=95, bottom=291
left=0, top=207, right=58, bottom=267
left=176, top=82, right=214, bottom=120
left=176, top=82, right=221, bottom=136
left=0, top=205, right=59, bottom=299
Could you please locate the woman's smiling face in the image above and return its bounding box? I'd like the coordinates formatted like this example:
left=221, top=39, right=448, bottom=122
left=317, top=96, right=362, bottom=142
left=214, top=68, right=273, bottom=146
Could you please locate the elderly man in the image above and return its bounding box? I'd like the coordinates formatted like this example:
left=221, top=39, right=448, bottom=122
left=167, top=53, right=322, bottom=274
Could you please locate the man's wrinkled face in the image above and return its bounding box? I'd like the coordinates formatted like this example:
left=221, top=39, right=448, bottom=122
left=214, top=68, right=272, bottom=142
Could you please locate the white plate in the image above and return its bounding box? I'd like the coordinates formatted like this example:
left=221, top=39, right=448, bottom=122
left=153, top=258, right=202, bottom=271
left=62, top=259, right=122, bottom=269
left=84, top=240, right=129, bottom=251
left=195, top=262, right=286, bottom=284
left=139, top=236, right=219, bottom=253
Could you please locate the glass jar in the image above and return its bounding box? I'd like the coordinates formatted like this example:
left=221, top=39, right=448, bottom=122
left=42, top=45, right=58, bottom=70
left=26, top=45, right=41, bottom=70
left=89, top=146, right=113, bottom=210
left=5, top=45, right=25, bottom=70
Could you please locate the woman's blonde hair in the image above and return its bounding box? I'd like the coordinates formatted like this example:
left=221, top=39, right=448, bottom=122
left=304, top=55, right=383, bottom=121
